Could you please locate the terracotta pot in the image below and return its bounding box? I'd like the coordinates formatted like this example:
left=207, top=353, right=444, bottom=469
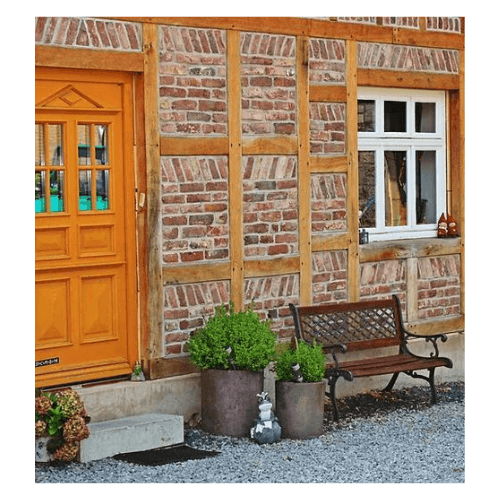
left=275, top=380, right=326, bottom=439
left=201, top=369, right=264, bottom=437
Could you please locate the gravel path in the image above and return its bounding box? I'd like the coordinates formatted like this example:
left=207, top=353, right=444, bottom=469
left=35, top=382, right=464, bottom=483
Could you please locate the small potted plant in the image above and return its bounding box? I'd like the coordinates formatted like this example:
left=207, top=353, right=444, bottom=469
left=274, top=338, right=326, bottom=439
left=35, top=388, right=91, bottom=462
left=186, top=302, right=277, bottom=437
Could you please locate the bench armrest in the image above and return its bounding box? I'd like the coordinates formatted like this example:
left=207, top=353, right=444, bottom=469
left=323, top=343, right=347, bottom=369
left=402, top=330, right=448, bottom=359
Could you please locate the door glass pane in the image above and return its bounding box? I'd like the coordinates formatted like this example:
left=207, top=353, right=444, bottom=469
left=358, top=100, right=375, bottom=132
left=35, top=171, right=46, bottom=213
left=415, top=102, right=436, bottom=133
left=48, top=124, right=64, bottom=166
left=95, top=125, right=108, bottom=165
left=50, top=170, right=64, bottom=212
left=358, top=151, right=376, bottom=228
left=384, top=101, right=406, bottom=132
left=78, top=124, right=92, bottom=165
left=384, top=151, right=407, bottom=226
left=35, top=124, right=45, bottom=166
left=416, top=151, right=436, bottom=224
left=96, top=170, right=110, bottom=210
left=79, top=170, right=93, bottom=211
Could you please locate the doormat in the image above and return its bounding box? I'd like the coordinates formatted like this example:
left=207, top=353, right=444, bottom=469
left=114, top=445, right=220, bottom=466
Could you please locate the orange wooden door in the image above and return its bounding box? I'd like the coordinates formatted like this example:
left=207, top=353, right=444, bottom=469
left=35, top=68, right=137, bottom=388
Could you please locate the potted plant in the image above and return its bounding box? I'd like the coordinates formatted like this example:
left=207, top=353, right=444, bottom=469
left=274, top=338, right=327, bottom=439
left=35, top=388, right=91, bottom=462
left=186, top=302, right=277, bottom=437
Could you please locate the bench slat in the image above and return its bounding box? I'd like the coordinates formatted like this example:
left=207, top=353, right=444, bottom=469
left=330, top=354, right=450, bottom=378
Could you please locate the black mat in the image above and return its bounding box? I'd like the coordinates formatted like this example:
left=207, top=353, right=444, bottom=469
left=113, top=444, right=220, bottom=466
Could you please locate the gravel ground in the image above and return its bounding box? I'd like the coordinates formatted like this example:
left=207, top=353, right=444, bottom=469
left=35, top=382, right=464, bottom=483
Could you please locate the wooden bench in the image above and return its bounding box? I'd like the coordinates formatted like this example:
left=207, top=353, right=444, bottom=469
left=289, top=295, right=453, bottom=421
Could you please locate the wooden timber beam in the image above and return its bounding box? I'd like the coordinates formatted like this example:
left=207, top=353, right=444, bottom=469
left=345, top=40, right=360, bottom=302
left=358, top=69, right=460, bottom=90
left=35, top=45, right=144, bottom=72
left=111, top=17, right=464, bottom=50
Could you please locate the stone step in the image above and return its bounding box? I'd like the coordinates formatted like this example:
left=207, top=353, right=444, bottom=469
left=78, top=413, right=184, bottom=462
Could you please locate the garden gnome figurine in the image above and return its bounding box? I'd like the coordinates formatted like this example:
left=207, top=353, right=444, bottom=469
left=437, top=213, right=448, bottom=238
left=447, top=213, right=459, bottom=237
left=250, top=392, right=281, bottom=444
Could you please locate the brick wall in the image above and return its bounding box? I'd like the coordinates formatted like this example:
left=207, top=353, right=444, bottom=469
left=311, top=173, right=347, bottom=233
left=358, top=43, right=460, bottom=74
left=35, top=17, right=142, bottom=51
left=417, top=255, right=461, bottom=319
left=426, top=17, right=462, bottom=33
left=164, top=281, right=230, bottom=356
left=161, top=156, right=229, bottom=264
left=360, top=259, right=407, bottom=318
left=243, top=156, right=298, bottom=258
left=312, top=251, right=348, bottom=304
left=309, top=103, right=346, bottom=154
left=241, top=32, right=296, bottom=135
left=244, top=274, right=299, bottom=339
left=158, top=26, right=227, bottom=135
left=308, top=38, right=345, bottom=84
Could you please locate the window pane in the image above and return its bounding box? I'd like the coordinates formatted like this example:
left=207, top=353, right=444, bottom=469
left=78, top=124, right=92, bottom=165
left=48, top=124, right=64, bottom=166
left=416, top=151, right=437, bottom=224
left=358, top=151, right=376, bottom=228
left=35, top=171, right=46, bottom=213
left=95, top=125, right=108, bottom=165
left=384, top=151, right=407, bottom=226
left=358, top=100, right=375, bottom=132
left=96, top=170, right=110, bottom=210
left=415, top=102, right=436, bottom=133
left=384, top=101, right=406, bottom=132
left=35, top=124, right=45, bottom=166
left=49, top=170, right=64, bottom=212
left=79, top=170, right=93, bottom=211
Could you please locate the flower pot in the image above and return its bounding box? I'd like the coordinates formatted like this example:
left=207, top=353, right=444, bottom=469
left=35, top=436, right=54, bottom=462
left=275, top=380, right=326, bottom=439
left=201, top=369, right=264, bottom=437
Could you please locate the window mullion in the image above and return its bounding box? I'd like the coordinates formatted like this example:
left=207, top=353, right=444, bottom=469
left=407, top=146, right=416, bottom=229
left=376, top=148, right=385, bottom=230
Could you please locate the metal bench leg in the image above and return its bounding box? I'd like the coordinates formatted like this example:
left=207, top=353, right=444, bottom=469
left=328, top=376, right=340, bottom=421
left=428, top=367, right=437, bottom=404
left=404, top=367, right=438, bottom=404
left=383, top=372, right=399, bottom=392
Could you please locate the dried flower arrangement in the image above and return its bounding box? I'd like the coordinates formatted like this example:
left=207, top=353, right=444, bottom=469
left=35, top=388, right=90, bottom=461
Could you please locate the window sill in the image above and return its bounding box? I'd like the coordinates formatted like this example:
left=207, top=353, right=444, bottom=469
left=359, top=236, right=462, bottom=263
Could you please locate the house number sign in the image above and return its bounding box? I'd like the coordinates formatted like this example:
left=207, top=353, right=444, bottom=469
left=35, top=357, right=60, bottom=368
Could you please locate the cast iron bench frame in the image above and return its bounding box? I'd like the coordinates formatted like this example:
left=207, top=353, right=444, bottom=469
left=289, top=295, right=453, bottom=421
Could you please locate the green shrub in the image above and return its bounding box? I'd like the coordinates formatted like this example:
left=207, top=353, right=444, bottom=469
left=186, top=302, right=277, bottom=372
left=275, top=339, right=326, bottom=382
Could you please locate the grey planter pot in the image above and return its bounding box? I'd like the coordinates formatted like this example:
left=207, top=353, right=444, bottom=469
left=275, top=380, right=326, bottom=439
left=201, top=369, right=264, bottom=437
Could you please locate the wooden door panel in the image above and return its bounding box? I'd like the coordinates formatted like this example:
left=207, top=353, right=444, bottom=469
left=35, top=226, right=70, bottom=260
left=35, top=276, right=72, bottom=349
left=78, top=224, right=116, bottom=257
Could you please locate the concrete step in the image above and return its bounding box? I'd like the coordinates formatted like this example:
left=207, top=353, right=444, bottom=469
left=79, top=413, right=184, bottom=462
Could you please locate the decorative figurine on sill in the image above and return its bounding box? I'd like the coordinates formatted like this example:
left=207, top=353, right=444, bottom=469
left=250, top=392, right=281, bottom=444
left=359, top=229, right=369, bottom=245
left=291, top=363, right=304, bottom=383
left=437, top=213, right=448, bottom=238
left=447, top=213, right=459, bottom=237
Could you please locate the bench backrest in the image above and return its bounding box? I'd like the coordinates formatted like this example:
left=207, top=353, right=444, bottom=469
left=289, top=295, right=405, bottom=352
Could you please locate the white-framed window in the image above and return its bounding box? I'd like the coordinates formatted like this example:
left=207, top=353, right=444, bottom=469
left=357, top=87, right=446, bottom=241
